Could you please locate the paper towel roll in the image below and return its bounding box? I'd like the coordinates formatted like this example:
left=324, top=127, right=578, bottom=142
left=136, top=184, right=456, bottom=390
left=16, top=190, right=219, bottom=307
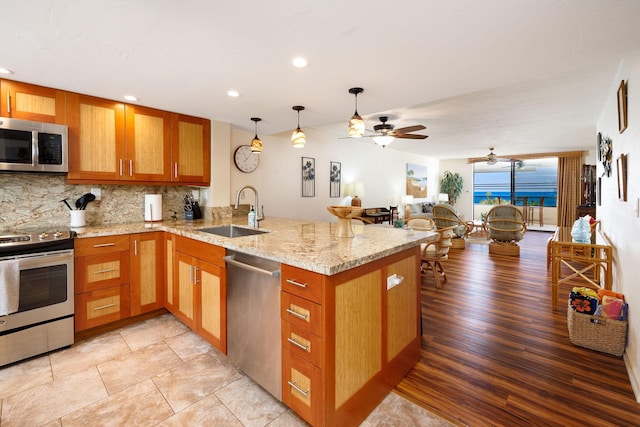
left=144, top=194, right=163, bottom=221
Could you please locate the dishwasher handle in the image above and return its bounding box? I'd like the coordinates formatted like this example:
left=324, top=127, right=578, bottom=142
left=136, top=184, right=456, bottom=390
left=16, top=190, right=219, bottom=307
left=223, top=254, right=281, bottom=278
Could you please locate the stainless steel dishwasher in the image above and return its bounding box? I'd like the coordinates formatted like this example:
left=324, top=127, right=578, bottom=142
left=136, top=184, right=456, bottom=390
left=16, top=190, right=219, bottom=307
left=223, top=250, right=282, bottom=400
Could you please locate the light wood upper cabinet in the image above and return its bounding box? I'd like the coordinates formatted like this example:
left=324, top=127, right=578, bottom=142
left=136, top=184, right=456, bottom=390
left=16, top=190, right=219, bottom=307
left=68, top=94, right=174, bottom=183
left=0, top=79, right=68, bottom=124
left=68, top=94, right=125, bottom=182
left=171, top=114, right=211, bottom=186
left=130, top=232, right=165, bottom=316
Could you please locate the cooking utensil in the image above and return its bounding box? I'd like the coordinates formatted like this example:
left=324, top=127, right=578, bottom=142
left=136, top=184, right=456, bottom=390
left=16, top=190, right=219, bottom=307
left=61, top=199, right=73, bottom=210
left=75, top=193, right=96, bottom=210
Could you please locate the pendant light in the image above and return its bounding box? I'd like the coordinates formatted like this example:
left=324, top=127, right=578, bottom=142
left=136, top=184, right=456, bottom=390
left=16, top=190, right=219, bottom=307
left=348, top=87, right=365, bottom=138
left=250, top=117, right=263, bottom=153
left=291, top=106, right=306, bottom=148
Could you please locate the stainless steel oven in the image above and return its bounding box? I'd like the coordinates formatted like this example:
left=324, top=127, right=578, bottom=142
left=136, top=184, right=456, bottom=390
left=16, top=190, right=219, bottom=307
left=0, top=230, right=75, bottom=366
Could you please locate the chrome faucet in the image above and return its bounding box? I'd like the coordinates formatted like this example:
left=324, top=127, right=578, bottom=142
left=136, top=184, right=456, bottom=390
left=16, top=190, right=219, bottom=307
left=234, top=185, right=265, bottom=228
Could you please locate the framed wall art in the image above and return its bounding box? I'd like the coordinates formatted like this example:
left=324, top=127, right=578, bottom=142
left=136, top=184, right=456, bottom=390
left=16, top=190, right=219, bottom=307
left=600, top=135, right=612, bottom=177
left=302, top=157, right=315, bottom=197
left=330, top=161, right=341, bottom=198
left=617, top=154, right=627, bottom=201
left=617, top=80, right=627, bottom=134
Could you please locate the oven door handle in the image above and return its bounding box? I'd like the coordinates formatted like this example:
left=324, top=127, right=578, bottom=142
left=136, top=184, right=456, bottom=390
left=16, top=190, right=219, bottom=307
left=15, top=250, right=74, bottom=270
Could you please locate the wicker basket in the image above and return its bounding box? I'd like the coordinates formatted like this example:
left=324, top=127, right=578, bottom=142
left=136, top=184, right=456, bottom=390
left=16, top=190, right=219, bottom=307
left=567, top=302, right=627, bottom=356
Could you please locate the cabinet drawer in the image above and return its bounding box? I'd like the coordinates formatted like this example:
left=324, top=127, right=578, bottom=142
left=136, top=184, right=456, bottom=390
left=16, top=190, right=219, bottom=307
left=75, top=235, right=130, bottom=256
left=75, top=251, right=130, bottom=293
left=281, top=292, right=322, bottom=336
left=282, top=349, right=322, bottom=426
left=281, top=264, right=323, bottom=304
left=75, top=284, right=130, bottom=331
left=282, top=320, right=322, bottom=367
left=174, top=235, right=225, bottom=267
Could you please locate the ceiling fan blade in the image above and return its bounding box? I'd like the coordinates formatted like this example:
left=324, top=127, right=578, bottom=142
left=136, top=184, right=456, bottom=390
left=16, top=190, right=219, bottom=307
left=394, top=133, right=428, bottom=139
left=391, top=125, right=426, bottom=134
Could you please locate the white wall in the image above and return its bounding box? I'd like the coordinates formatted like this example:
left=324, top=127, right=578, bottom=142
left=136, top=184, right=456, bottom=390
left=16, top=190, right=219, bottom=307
left=439, top=159, right=474, bottom=220
left=227, top=128, right=436, bottom=222
left=596, top=54, right=640, bottom=399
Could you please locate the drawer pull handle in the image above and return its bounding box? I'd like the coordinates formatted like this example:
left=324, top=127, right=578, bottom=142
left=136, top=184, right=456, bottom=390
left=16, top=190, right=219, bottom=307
left=94, top=268, right=116, bottom=274
left=93, top=303, right=116, bottom=311
left=93, top=243, right=116, bottom=248
left=286, top=308, right=308, bottom=320
left=287, top=337, right=309, bottom=351
left=286, top=279, right=308, bottom=288
left=287, top=380, right=309, bottom=397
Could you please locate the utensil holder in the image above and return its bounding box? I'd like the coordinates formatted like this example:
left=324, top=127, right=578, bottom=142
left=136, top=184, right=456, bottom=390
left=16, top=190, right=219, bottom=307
left=70, top=210, right=86, bottom=227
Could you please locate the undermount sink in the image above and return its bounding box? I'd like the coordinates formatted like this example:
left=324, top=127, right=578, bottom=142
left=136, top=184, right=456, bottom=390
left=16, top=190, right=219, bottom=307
left=198, top=225, right=268, bottom=238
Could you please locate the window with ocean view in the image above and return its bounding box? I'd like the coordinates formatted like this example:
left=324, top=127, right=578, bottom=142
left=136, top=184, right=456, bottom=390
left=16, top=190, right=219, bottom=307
left=473, top=158, right=558, bottom=228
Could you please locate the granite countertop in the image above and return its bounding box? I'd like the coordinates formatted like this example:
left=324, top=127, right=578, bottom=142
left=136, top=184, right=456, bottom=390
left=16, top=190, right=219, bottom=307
left=73, top=217, right=437, bottom=275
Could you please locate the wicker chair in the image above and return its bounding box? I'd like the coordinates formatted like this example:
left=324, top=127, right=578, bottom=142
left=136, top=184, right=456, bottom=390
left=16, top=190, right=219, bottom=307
left=484, top=205, right=527, bottom=256
left=420, top=226, right=455, bottom=288
left=432, top=203, right=473, bottom=249
left=406, top=218, right=435, bottom=231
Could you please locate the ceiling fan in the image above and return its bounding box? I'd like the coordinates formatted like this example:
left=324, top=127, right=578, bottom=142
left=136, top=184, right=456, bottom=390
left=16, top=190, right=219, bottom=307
left=470, top=147, right=519, bottom=165
left=356, top=116, right=427, bottom=146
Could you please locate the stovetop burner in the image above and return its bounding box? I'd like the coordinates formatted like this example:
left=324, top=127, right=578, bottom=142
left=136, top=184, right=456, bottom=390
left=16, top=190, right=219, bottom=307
left=0, top=229, right=75, bottom=257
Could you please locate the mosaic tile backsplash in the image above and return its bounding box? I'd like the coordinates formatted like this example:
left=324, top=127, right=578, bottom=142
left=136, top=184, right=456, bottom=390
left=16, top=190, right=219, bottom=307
left=0, top=173, right=229, bottom=231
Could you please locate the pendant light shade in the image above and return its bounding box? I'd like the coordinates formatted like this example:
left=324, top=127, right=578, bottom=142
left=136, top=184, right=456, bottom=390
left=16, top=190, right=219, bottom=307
left=348, top=87, right=365, bottom=138
left=250, top=117, right=263, bottom=153
left=291, top=105, right=306, bottom=148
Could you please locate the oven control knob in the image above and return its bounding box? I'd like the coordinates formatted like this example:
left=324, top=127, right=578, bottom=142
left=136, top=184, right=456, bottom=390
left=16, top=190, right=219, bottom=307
left=53, top=231, right=63, bottom=239
left=39, top=232, right=49, bottom=240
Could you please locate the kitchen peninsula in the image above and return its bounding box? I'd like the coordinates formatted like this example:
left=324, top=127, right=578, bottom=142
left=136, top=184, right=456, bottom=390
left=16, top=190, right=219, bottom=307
left=74, top=217, right=436, bottom=426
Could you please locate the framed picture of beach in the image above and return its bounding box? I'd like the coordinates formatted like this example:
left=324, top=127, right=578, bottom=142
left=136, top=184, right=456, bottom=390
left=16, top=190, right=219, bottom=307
left=406, top=163, right=427, bottom=198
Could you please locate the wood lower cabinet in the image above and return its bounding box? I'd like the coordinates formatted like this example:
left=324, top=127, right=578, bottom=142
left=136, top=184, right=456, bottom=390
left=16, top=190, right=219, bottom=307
left=171, top=236, right=226, bottom=353
left=281, top=247, right=421, bottom=426
left=0, top=79, right=68, bottom=124
left=74, top=235, right=131, bottom=331
left=130, top=232, right=164, bottom=316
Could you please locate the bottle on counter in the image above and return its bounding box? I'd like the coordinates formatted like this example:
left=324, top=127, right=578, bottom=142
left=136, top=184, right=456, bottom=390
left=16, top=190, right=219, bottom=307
left=248, top=205, right=256, bottom=227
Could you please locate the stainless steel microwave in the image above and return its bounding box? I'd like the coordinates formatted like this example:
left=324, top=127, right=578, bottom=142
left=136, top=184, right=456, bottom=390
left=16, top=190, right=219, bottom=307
left=0, top=117, right=68, bottom=173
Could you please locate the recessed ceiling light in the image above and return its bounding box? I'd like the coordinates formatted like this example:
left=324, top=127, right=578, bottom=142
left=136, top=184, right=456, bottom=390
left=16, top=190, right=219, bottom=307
left=292, top=57, right=308, bottom=68
left=0, top=67, right=14, bottom=74
left=227, top=90, right=240, bottom=97
left=124, top=95, right=138, bottom=101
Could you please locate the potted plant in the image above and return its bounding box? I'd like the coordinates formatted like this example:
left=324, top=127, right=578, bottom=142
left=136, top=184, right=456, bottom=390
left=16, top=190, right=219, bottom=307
left=440, top=171, right=463, bottom=205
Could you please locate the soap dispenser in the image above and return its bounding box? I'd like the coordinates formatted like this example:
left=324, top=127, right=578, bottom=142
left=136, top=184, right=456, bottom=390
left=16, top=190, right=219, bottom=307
left=248, top=205, right=256, bottom=227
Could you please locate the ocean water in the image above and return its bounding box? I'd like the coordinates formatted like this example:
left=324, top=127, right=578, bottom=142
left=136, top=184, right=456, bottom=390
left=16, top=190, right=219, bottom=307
left=473, top=191, right=557, bottom=207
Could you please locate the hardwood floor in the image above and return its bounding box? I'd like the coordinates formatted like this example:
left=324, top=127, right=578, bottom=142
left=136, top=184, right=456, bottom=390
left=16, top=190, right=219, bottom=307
left=395, top=231, right=639, bottom=427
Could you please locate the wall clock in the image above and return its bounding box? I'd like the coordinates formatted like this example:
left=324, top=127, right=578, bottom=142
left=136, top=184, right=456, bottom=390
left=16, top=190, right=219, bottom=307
left=233, top=145, right=259, bottom=173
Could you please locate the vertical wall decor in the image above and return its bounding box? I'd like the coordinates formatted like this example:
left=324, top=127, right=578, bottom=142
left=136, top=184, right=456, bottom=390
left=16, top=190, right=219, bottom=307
left=302, top=157, right=315, bottom=197
left=406, top=162, right=428, bottom=198
left=600, top=135, right=612, bottom=177
left=617, top=80, right=628, bottom=134
left=330, top=161, right=341, bottom=197
left=617, top=154, right=627, bottom=201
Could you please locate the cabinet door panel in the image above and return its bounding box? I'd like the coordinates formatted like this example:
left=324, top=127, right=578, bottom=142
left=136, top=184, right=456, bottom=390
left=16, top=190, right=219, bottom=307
left=68, top=93, right=125, bottom=181
left=197, top=260, right=226, bottom=353
left=130, top=232, right=164, bottom=316
left=175, top=252, right=196, bottom=329
left=1, top=79, right=67, bottom=124
left=171, top=114, right=210, bottom=185
left=125, top=105, right=171, bottom=181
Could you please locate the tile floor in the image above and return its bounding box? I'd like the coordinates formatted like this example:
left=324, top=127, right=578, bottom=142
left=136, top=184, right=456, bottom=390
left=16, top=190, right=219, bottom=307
left=0, top=314, right=453, bottom=426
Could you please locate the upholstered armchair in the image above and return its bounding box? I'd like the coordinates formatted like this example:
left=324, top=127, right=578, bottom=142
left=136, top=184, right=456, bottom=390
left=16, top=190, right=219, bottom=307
left=484, top=205, right=527, bottom=256
left=432, top=203, right=473, bottom=249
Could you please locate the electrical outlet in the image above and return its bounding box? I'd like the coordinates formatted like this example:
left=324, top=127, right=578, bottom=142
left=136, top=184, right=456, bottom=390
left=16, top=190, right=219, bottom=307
left=90, top=188, right=101, bottom=201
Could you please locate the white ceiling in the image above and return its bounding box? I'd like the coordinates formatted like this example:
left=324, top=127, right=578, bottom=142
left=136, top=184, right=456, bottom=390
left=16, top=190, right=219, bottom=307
left=2, top=0, right=640, bottom=159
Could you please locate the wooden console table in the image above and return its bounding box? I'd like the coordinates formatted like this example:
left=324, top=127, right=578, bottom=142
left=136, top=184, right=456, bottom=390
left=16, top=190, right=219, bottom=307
left=549, top=227, right=612, bottom=309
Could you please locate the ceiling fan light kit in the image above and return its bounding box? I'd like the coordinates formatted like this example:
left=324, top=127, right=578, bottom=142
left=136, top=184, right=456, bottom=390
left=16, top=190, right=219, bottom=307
left=250, top=117, right=263, bottom=153
left=348, top=87, right=365, bottom=138
left=291, top=105, right=306, bottom=148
